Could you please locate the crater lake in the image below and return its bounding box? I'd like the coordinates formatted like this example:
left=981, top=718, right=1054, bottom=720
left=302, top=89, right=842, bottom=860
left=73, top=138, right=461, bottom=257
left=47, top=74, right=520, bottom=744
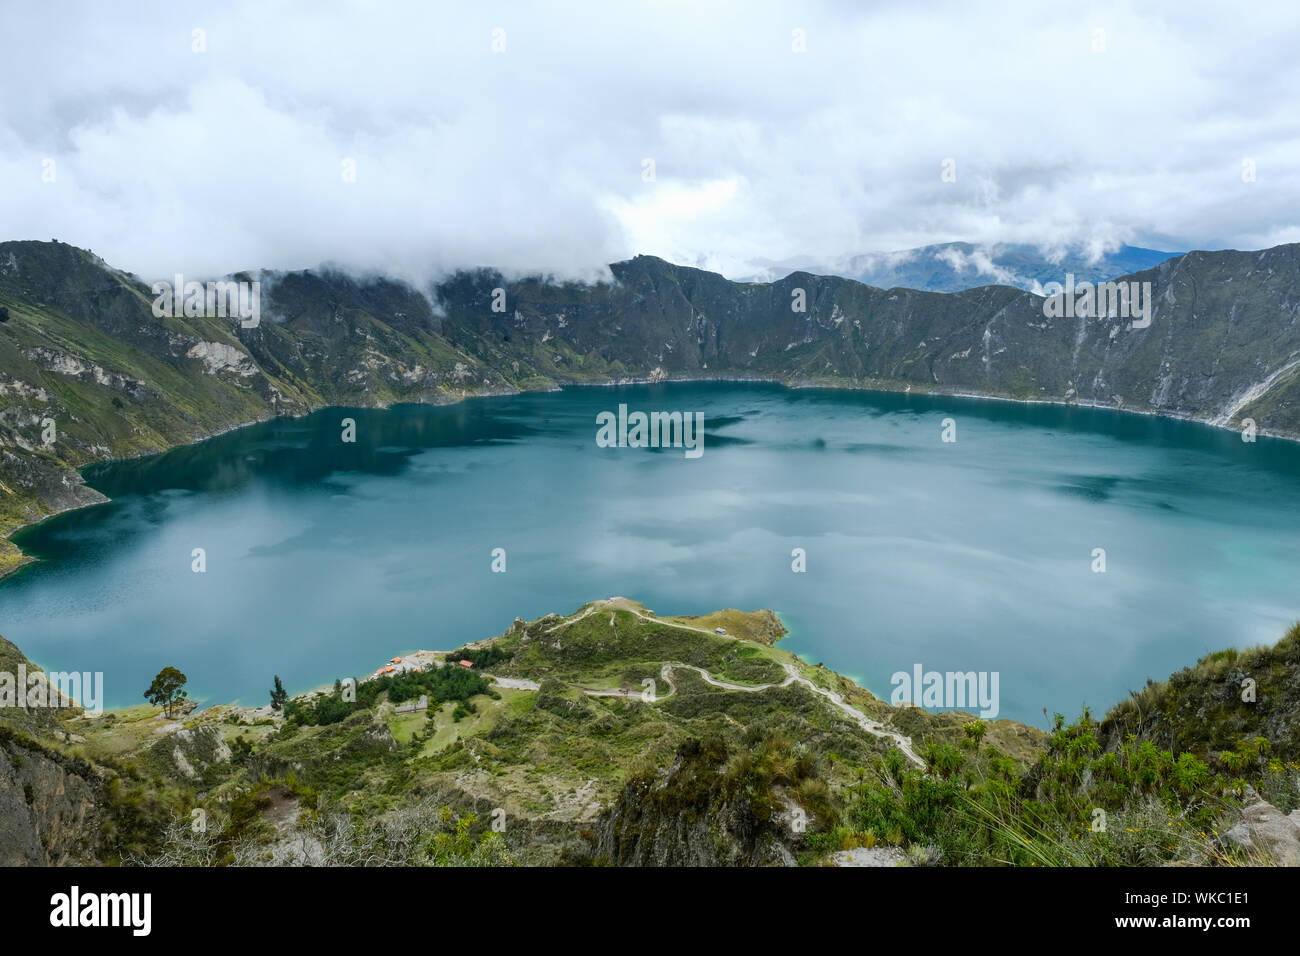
left=4, top=382, right=1299, bottom=726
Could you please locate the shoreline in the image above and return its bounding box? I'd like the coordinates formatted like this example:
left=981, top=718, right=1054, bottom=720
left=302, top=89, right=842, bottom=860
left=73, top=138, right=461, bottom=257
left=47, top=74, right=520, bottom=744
left=560, top=373, right=1296, bottom=442
left=2, top=373, right=1295, bottom=581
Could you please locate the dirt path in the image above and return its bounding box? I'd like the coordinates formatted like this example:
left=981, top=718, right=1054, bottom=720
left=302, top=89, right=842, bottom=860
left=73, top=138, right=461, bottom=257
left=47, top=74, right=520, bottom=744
left=545, top=601, right=605, bottom=632
left=492, top=676, right=541, bottom=691
left=537, top=598, right=927, bottom=769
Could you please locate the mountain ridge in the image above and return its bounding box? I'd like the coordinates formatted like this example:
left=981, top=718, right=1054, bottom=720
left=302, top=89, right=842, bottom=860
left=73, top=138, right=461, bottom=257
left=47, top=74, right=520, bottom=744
left=3, top=238, right=1300, bottom=574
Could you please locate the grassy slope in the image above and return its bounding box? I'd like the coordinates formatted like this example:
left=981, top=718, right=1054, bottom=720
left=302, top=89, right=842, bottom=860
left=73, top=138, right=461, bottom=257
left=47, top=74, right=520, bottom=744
left=1103, top=622, right=1300, bottom=762
left=8, top=601, right=1300, bottom=866
left=1, top=599, right=1051, bottom=864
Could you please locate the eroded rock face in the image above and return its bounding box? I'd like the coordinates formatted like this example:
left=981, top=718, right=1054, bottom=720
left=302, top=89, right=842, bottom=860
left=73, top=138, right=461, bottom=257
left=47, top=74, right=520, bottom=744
left=0, top=734, right=99, bottom=866
left=1223, top=789, right=1300, bottom=865
left=185, top=341, right=257, bottom=376
left=21, top=347, right=153, bottom=396
left=164, top=724, right=232, bottom=779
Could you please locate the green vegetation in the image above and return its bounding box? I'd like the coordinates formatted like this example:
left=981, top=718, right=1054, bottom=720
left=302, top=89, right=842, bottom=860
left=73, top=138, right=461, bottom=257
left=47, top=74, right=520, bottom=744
left=269, top=675, right=287, bottom=711
left=500, top=602, right=786, bottom=688
left=143, top=666, right=188, bottom=718
left=284, top=689, right=354, bottom=727
left=658, top=607, right=788, bottom=645
left=816, top=705, right=1299, bottom=866
left=1104, top=623, right=1300, bottom=764
left=139, top=777, right=513, bottom=867
left=444, top=644, right=512, bottom=669
left=285, top=664, right=494, bottom=727
left=602, top=731, right=833, bottom=866
left=5, top=600, right=1298, bottom=868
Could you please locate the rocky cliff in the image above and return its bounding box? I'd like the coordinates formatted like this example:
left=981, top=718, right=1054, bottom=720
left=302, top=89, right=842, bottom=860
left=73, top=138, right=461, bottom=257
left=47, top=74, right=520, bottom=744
left=0, top=635, right=102, bottom=865
left=0, top=729, right=101, bottom=865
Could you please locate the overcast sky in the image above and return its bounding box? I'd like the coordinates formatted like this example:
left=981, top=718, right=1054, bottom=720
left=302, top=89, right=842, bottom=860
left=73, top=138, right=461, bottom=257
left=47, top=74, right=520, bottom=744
left=1, top=0, right=1297, bottom=282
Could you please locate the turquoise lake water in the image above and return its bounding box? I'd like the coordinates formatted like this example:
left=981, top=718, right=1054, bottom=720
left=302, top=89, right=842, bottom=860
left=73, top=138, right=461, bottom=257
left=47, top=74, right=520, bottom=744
left=3, top=382, right=1299, bottom=726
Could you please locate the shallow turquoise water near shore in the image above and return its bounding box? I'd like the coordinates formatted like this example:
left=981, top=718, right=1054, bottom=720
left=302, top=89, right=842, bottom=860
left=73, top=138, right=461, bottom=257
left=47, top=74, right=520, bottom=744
left=4, top=382, right=1299, bottom=726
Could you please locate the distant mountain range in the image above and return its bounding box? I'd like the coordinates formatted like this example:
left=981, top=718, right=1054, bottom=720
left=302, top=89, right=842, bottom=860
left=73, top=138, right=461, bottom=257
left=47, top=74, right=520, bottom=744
left=3, top=238, right=1299, bottom=574
left=748, top=242, right=1181, bottom=292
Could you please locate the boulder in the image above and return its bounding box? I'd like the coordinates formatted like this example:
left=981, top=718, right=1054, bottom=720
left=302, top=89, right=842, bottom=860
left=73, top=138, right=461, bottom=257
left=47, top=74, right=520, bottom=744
left=1222, top=789, right=1300, bottom=866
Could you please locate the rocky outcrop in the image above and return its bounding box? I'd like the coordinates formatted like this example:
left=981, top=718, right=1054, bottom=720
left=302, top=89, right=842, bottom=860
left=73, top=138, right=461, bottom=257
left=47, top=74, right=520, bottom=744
left=162, top=725, right=232, bottom=779
left=22, top=346, right=154, bottom=396
left=185, top=341, right=257, bottom=376
left=1223, top=788, right=1300, bottom=865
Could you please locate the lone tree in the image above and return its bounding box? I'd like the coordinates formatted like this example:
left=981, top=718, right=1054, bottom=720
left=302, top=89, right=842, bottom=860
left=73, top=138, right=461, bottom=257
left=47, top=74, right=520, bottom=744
left=144, top=666, right=189, bottom=718
left=270, top=675, right=288, bottom=711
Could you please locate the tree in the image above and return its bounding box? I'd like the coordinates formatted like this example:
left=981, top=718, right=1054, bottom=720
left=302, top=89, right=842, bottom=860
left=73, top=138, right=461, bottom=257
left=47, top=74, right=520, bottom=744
left=270, top=675, right=288, bottom=711
left=144, top=666, right=189, bottom=718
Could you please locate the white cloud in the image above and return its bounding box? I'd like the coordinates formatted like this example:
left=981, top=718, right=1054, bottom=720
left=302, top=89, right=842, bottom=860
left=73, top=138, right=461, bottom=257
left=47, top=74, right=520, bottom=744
left=0, top=0, right=1297, bottom=281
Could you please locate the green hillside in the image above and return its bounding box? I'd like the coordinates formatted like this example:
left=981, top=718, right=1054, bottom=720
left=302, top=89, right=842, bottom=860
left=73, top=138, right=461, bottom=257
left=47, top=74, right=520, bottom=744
left=3, top=597, right=1296, bottom=867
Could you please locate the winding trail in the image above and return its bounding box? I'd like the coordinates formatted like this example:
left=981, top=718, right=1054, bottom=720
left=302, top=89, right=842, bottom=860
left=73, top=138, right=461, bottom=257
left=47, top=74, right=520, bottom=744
left=534, top=598, right=926, bottom=769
